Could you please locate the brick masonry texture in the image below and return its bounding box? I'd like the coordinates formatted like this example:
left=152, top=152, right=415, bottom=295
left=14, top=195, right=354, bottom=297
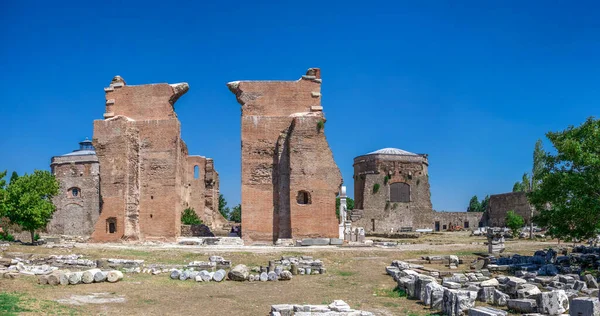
left=90, top=76, right=226, bottom=242
left=228, top=68, right=342, bottom=243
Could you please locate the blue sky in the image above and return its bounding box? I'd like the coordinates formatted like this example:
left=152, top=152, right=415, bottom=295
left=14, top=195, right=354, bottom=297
left=1, top=1, right=598, bottom=211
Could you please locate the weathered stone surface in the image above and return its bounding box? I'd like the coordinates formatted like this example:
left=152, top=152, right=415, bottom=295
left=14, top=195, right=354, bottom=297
left=228, top=264, right=249, bottom=281
left=213, top=269, right=226, bottom=282
left=268, top=271, right=278, bottom=281
left=468, top=307, right=508, bottom=316
left=416, top=275, right=436, bottom=302
left=536, top=290, right=569, bottom=315
left=480, top=278, right=499, bottom=287
left=584, top=274, right=599, bottom=289
left=507, top=299, right=537, bottom=313
left=106, top=270, right=123, bottom=283
left=569, top=297, right=600, bottom=316
left=279, top=270, right=292, bottom=281
left=425, top=281, right=444, bottom=309
left=170, top=270, right=180, bottom=280
left=68, top=272, right=83, bottom=285
left=493, top=289, right=509, bottom=307
left=94, top=271, right=107, bottom=283
left=82, top=269, right=101, bottom=284
left=517, top=283, right=542, bottom=299
left=228, top=69, right=342, bottom=242
left=260, top=272, right=268, bottom=282
left=443, top=289, right=477, bottom=316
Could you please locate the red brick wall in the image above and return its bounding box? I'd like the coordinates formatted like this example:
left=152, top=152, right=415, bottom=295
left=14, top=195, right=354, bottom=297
left=228, top=69, right=342, bottom=242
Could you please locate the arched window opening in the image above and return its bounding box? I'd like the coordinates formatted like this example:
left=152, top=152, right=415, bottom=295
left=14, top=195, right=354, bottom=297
left=194, top=165, right=200, bottom=179
left=296, top=190, right=311, bottom=205
left=389, top=182, right=410, bottom=202
left=69, top=187, right=81, bottom=198
left=106, top=217, right=117, bottom=234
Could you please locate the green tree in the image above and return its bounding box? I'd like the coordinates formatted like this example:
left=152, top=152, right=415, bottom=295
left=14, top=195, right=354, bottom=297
left=9, top=171, right=18, bottom=185
left=467, top=195, right=481, bottom=212
left=181, top=207, right=203, bottom=225
left=480, top=195, right=490, bottom=212
left=0, top=170, right=6, bottom=203
left=530, top=117, right=600, bottom=241
left=218, top=194, right=230, bottom=219
left=531, top=139, right=544, bottom=190
left=336, top=196, right=355, bottom=220
left=2, top=170, right=59, bottom=243
left=229, top=204, right=241, bottom=223
left=512, top=181, right=524, bottom=192
left=505, top=210, right=525, bottom=237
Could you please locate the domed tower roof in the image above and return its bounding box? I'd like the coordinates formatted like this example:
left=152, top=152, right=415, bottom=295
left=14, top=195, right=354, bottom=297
left=366, top=148, right=418, bottom=156
left=60, top=138, right=96, bottom=157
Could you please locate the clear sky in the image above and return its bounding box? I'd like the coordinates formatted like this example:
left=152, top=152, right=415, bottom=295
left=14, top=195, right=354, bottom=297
left=1, top=1, right=598, bottom=212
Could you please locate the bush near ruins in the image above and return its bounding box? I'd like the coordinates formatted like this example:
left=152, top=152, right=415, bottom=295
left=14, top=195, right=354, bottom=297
left=505, top=210, right=524, bottom=237
left=181, top=208, right=203, bottom=225
left=530, top=116, right=600, bottom=241
left=218, top=194, right=230, bottom=219
left=316, top=120, right=325, bottom=132
left=0, top=170, right=59, bottom=243
left=373, top=183, right=380, bottom=194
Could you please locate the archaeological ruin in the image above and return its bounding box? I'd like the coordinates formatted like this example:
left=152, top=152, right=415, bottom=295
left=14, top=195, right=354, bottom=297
left=483, top=191, right=537, bottom=227
left=227, top=68, right=342, bottom=243
left=49, top=139, right=100, bottom=236
left=351, top=148, right=485, bottom=234
left=88, top=76, right=227, bottom=242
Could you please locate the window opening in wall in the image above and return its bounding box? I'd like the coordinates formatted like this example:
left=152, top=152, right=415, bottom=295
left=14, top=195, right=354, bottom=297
left=442, top=224, right=447, bottom=230
left=371, top=219, right=375, bottom=231
left=107, top=217, right=117, bottom=234
left=389, top=182, right=410, bottom=202
left=464, top=221, right=470, bottom=228
left=69, top=187, right=80, bottom=197
left=194, top=165, right=199, bottom=179
left=296, top=190, right=311, bottom=205
left=435, top=221, right=440, bottom=232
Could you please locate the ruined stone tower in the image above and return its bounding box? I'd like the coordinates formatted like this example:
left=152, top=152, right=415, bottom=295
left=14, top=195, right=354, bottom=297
left=49, top=139, right=100, bottom=236
left=91, top=76, right=226, bottom=242
left=228, top=68, right=342, bottom=243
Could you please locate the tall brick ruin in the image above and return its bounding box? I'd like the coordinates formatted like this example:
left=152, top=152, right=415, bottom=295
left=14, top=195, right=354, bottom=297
left=91, top=76, right=227, bottom=242
left=228, top=68, right=342, bottom=243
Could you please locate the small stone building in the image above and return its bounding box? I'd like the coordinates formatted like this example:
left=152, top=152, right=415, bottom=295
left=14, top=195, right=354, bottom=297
left=49, top=139, right=100, bottom=236
left=351, top=148, right=434, bottom=232
left=351, top=148, right=485, bottom=233
left=227, top=68, right=342, bottom=243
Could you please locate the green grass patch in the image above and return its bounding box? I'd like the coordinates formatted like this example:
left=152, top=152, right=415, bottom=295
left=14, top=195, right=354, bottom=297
left=374, top=286, right=406, bottom=298
left=0, top=292, right=29, bottom=315
left=335, top=271, right=355, bottom=277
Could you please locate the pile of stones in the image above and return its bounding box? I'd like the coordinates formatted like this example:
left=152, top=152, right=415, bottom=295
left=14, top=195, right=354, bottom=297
left=387, top=255, right=600, bottom=315
left=261, top=256, right=326, bottom=276
left=38, top=269, right=123, bottom=286
left=270, top=300, right=374, bottom=316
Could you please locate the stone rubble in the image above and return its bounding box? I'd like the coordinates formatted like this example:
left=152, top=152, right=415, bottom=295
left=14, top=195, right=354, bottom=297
left=386, top=247, right=600, bottom=315
left=269, top=300, right=374, bottom=316
left=36, top=269, right=123, bottom=285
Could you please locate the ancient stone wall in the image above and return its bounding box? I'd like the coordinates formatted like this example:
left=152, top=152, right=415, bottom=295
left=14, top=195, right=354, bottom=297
left=91, top=76, right=223, bottom=242
left=432, top=212, right=485, bottom=231
left=485, top=192, right=536, bottom=227
left=352, top=153, right=434, bottom=233
left=48, top=155, right=100, bottom=236
left=228, top=68, right=342, bottom=243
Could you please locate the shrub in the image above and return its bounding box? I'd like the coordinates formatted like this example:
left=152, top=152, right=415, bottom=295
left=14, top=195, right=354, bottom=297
left=372, top=183, right=380, bottom=194
left=181, top=208, right=203, bottom=225
left=316, top=120, right=325, bottom=132
left=505, top=210, right=524, bottom=237
left=0, top=231, right=15, bottom=242
left=34, top=233, right=40, bottom=241
left=383, top=175, right=390, bottom=185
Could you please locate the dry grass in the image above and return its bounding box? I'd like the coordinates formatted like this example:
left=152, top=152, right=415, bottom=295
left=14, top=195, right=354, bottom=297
left=0, top=232, right=567, bottom=316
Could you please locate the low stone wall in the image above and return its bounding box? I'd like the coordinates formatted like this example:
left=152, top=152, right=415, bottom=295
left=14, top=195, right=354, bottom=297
left=180, top=224, right=215, bottom=237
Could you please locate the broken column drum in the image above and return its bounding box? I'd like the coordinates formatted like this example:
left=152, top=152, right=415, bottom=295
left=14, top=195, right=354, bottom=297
left=228, top=68, right=342, bottom=243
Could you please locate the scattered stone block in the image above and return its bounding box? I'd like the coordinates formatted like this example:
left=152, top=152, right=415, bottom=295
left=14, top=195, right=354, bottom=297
left=468, top=307, right=508, bottom=316
left=228, top=264, right=249, bottom=281
left=536, top=290, right=569, bottom=315
left=569, top=297, right=600, bottom=316
left=507, top=299, right=537, bottom=314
